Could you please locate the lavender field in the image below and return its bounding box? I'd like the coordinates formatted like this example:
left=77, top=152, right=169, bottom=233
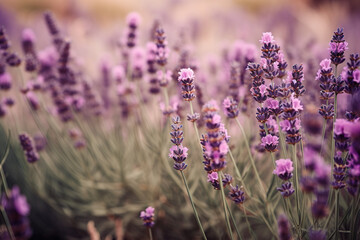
left=0, top=0, right=360, bottom=239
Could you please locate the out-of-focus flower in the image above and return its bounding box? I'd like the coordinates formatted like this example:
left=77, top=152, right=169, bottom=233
left=1, top=186, right=32, bottom=240
left=140, top=207, right=155, bottom=228
left=277, top=214, right=292, bottom=240
left=19, top=133, right=39, bottom=163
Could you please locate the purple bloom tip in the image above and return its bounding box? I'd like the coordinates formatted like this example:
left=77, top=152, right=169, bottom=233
left=178, top=68, right=194, bottom=81
left=260, top=32, right=275, bottom=44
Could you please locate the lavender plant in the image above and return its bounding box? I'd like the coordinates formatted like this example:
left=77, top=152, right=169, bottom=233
left=0, top=7, right=359, bottom=240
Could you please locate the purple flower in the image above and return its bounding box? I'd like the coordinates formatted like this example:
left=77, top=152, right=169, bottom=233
left=311, top=189, right=329, bottom=218
left=229, top=185, right=245, bottom=204
left=277, top=182, right=294, bottom=198
left=291, top=95, right=303, bottom=112
left=303, top=147, right=322, bottom=172
left=178, top=68, right=195, bottom=80
left=277, top=214, right=292, bottom=240
left=169, top=145, right=188, bottom=159
left=19, top=133, right=39, bottom=163
left=309, top=229, right=326, bottom=240
left=334, top=119, right=351, bottom=137
left=314, top=160, right=331, bottom=187
left=260, top=32, right=275, bottom=44
left=334, top=119, right=352, bottom=152
left=125, top=12, right=141, bottom=48
left=329, top=28, right=348, bottom=66
left=0, top=73, right=12, bottom=90
left=26, top=92, right=40, bottom=111
left=207, top=172, right=218, bottom=183
left=353, top=69, right=360, bottom=83
left=320, top=59, right=332, bottom=71
left=1, top=186, right=32, bottom=239
left=126, top=12, right=141, bottom=28
left=155, top=27, right=169, bottom=66
left=223, top=96, right=239, bottom=118
left=261, top=134, right=279, bottom=152
left=169, top=116, right=188, bottom=171
left=273, top=159, right=294, bottom=181
left=140, top=206, right=155, bottom=228
left=178, top=68, right=196, bottom=101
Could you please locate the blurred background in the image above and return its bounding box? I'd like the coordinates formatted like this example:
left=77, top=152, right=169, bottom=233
left=0, top=0, right=359, bottom=239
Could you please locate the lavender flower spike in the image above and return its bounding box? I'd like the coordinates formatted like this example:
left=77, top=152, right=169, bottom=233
left=169, top=116, right=188, bottom=171
left=277, top=214, right=292, bottom=240
left=19, top=133, right=39, bottom=163
left=178, top=68, right=196, bottom=101
left=1, top=186, right=32, bottom=239
left=140, top=206, right=155, bottom=228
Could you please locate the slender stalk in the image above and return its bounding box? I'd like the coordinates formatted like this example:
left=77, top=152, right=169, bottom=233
left=235, top=118, right=265, bottom=195
left=292, top=144, right=301, bottom=230
left=0, top=168, right=10, bottom=198
left=163, top=87, right=170, bottom=108
left=189, top=101, right=202, bottom=148
left=0, top=206, right=15, bottom=240
left=180, top=171, right=207, bottom=240
left=335, top=190, right=340, bottom=240
left=219, top=172, right=234, bottom=240
left=226, top=201, right=243, bottom=240
left=319, top=118, right=327, bottom=155
left=228, top=150, right=254, bottom=200
left=148, top=227, right=153, bottom=240
left=242, top=204, right=257, bottom=239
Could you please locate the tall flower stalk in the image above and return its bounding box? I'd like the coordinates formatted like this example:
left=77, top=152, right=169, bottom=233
left=169, top=116, right=207, bottom=240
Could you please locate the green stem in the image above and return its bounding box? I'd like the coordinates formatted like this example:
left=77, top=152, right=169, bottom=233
left=293, top=144, right=301, bottom=231
left=0, top=206, right=15, bottom=240
left=226, top=201, right=243, bottom=240
left=180, top=171, right=207, bottom=240
left=228, top=150, right=255, bottom=200
left=242, top=204, right=257, bottom=239
left=335, top=190, right=340, bottom=240
left=163, top=87, right=170, bottom=108
left=219, top=172, right=234, bottom=240
left=148, top=227, right=153, bottom=240
left=189, top=101, right=202, bottom=149
left=319, top=118, right=327, bottom=156
left=0, top=168, right=10, bottom=198
left=235, top=118, right=265, bottom=195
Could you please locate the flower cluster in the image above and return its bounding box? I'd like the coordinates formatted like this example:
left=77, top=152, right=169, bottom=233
left=277, top=214, right=292, bottom=240
left=178, top=68, right=196, bottom=101
left=200, top=100, right=234, bottom=190
left=300, top=147, right=330, bottom=218
left=125, top=12, right=141, bottom=48
left=1, top=186, right=32, bottom=240
left=21, top=28, right=38, bottom=72
left=155, top=27, right=169, bottom=67
left=19, top=133, right=39, bottom=163
left=343, top=54, right=360, bottom=96
left=273, top=159, right=294, bottom=197
left=280, top=94, right=303, bottom=145
left=317, top=59, right=335, bottom=120
left=288, top=64, right=305, bottom=98
left=169, top=116, right=188, bottom=171
left=329, top=28, right=348, bottom=66
left=140, top=206, right=155, bottom=228
left=223, top=96, right=239, bottom=118
left=347, top=122, right=360, bottom=196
